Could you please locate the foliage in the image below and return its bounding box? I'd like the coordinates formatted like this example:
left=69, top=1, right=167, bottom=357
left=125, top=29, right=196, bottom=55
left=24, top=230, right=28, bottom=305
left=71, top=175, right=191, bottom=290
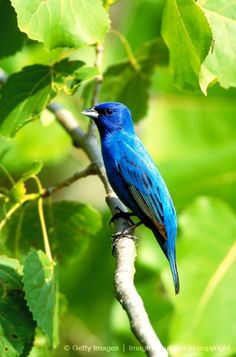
left=0, top=60, right=96, bottom=136
left=162, top=0, right=212, bottom=91
left=0, top=256, right=35, bottom=356
left=0, top=0, right=236, bottom=356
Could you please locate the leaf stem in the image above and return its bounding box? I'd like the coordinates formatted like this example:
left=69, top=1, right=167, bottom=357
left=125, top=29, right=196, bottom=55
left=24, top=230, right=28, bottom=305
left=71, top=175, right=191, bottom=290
left=0, top=164, right=15, bottom=185
left=14, top=208, right=25, bottom=258
left=38, top=197, right=53, bottom=263
left=33, top=175, right=53, bottom=263
left=0, top=202, right=21, bottom=231
left=110, top=29, right=140, bottom=71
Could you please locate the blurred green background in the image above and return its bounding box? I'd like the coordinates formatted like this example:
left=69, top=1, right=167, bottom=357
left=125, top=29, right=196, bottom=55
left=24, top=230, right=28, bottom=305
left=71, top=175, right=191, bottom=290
left=0, top=0, right=236, bottom=356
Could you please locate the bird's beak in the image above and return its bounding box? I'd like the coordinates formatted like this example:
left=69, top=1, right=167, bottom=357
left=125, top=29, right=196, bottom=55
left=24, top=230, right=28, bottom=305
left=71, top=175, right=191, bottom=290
left=81, top=107, right=99, bottom=119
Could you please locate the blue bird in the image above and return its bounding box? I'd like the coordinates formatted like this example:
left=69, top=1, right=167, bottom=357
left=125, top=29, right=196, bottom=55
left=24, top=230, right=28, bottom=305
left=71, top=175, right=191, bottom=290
left=82, top=102, right=179, bottom=294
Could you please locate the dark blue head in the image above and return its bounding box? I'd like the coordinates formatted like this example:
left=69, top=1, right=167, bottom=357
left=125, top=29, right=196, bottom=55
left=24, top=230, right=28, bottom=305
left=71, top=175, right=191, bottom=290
left=81, top=102, right=134, bottom=137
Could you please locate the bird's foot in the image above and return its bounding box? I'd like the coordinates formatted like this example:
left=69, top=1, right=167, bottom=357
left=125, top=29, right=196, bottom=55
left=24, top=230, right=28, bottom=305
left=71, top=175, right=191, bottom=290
left=111, top=221, right=143, bottom=255
left=112, top=221, right=143, bottom=239
left=109, top=207, right=136, bottom=226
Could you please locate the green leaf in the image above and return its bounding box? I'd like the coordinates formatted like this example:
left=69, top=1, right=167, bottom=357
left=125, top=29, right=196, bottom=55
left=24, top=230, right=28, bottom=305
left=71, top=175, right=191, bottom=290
left=99, top=39, right=168, bottom=121
left=0, top=256, right=35, bottom=356
left=165, top=197, right=236, bottom=352
left=0, top=59, right=85, bottom=137
left=23, top=250, right=59, bottom=348
left=200, top=0, right=236, bottom=90
left=0, top=0, right=26, bottom=59
left=27, top=328, right=51, bottom=357
left=4, top=201, right=102, bottom=264
left=10, top=0, right=110, bottom=50
left=162, top=0, right=212, bottom=91
left=76, top=66, right=99, bottom=82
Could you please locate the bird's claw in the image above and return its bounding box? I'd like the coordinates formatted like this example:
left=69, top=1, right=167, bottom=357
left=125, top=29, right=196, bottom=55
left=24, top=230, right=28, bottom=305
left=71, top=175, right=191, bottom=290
left=112, top=226, right=134, bottom=238
left=109, top=207, right=136, bottom=226
left=112, top=220, right=142, bottom=239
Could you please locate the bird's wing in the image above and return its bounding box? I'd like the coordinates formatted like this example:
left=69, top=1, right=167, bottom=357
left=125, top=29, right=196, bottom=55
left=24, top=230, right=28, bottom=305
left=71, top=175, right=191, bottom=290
left=117, top=146, right=167, bottom=240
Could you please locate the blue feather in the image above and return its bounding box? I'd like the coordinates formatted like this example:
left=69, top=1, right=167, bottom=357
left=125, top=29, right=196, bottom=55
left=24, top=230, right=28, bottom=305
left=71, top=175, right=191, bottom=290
left=82, top=102, right=179, bottom=294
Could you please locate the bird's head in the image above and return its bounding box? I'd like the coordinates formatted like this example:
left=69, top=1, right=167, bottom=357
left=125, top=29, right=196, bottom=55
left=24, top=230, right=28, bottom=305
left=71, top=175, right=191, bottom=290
left=81, top=102, right=134, bottom=136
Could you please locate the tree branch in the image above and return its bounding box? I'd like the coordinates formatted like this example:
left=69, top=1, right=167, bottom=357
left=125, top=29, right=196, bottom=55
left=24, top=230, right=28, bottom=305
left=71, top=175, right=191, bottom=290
left=113, top=237, right=168, bottom=357
left=42, top=164, right=97, bottom=197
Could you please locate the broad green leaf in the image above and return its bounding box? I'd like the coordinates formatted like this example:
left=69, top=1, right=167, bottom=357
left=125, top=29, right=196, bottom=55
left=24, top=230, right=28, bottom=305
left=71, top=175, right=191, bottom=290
left=0, top=256, right=35, bottom=356
left=0, top=59, right=86, bottom=137
left=52, top=59, right=96, bottom=94
left=76, top=66, right=99, bottom=82
left=3, top=201, right=102, bottom=264
left=23, top=250, right=59, bottom=348
left=162, top=0, right=212, bottom=91
left=200, top=0, right=236, bottom=89
left=199, top=63, right=217, bottom=94
left=164, top=198, right=236, bottom=354
left=99, top=39, right=168, bottom=121
left=100, top=61, right=149, bottom=121
left=10, top=0, right=110, bottom=50
left=0, top=0, right=26, bottom=59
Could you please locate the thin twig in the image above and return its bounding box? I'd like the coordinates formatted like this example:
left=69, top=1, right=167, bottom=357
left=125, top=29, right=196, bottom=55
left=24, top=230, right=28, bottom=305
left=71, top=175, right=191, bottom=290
left=110, top=29, right=140, bottom=71
left=0, top=202, right=21, bottom=231
left=42, top=164, right=97, bottom=197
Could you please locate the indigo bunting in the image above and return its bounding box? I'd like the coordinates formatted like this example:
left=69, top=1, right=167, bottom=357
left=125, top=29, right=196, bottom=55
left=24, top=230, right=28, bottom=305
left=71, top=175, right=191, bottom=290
left=82, top=102, right=179, bottom=294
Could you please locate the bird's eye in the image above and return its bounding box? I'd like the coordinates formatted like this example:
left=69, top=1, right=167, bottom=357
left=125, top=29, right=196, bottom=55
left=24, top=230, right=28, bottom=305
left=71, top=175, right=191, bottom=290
left=105, top=108, right=113, bottom=115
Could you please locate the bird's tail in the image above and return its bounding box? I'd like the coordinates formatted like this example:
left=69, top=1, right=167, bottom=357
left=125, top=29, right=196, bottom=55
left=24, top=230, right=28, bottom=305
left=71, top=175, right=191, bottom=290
left=167, top=249, right=180, bottom=294
left=153, top=230, right=180, bottom=294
